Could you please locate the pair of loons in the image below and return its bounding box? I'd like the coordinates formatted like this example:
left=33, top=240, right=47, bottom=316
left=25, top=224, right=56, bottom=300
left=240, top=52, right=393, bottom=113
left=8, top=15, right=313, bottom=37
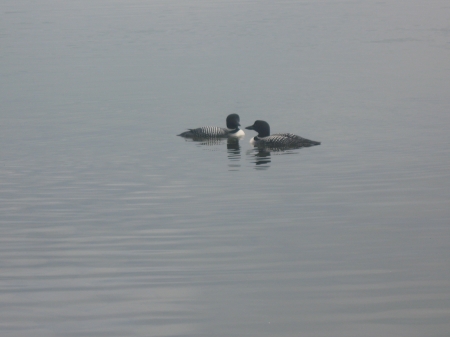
left=178, top=114, right=320, bottom=149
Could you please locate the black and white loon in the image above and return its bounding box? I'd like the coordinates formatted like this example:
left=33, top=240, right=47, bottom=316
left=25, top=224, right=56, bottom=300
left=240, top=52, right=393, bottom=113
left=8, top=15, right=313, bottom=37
left=245, top=120, right=320, bottom=149
left=178, top=114, right=245, bottom=139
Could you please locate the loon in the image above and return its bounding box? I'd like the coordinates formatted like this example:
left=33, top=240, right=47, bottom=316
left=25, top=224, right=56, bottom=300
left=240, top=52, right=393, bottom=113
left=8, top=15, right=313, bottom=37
left=178, top=114, right=245, bottom=139
left=245, top=120, right=320, bottom=149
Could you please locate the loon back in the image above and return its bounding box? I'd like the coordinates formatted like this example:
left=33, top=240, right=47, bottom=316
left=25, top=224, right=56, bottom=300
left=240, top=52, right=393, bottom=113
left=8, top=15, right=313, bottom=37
left=178, top=126, right=230, bottom=138
left=245, top=120, right=320, bottom=149
left=259, top=133, right=320, bottom=148
left=178, top=114, right=244, bottom=139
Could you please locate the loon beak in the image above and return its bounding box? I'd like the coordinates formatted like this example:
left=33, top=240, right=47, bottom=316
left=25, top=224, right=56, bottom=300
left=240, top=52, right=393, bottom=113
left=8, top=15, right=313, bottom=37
left=245, top=125, right=255, bottom=130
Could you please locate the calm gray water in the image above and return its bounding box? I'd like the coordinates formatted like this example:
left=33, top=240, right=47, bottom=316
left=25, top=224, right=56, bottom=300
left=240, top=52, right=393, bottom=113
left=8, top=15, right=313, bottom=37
left=1, top=0, right=450, bottom=336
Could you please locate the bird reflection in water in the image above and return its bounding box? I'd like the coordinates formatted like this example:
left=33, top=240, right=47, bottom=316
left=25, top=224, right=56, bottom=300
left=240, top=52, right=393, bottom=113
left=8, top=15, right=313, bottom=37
left=181, top=137, right=242, bottom=170
left=227, top=138, right=241, bottom=171
left=247, top=147, right=303, bottom=170
left=247, top=148, right=272, bottom=170
left=192, top=137, right=226, bottom=146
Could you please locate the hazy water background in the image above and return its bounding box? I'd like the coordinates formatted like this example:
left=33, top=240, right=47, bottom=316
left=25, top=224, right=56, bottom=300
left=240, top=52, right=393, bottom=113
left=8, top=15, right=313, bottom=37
left=1, top=0, right=450, bottom=336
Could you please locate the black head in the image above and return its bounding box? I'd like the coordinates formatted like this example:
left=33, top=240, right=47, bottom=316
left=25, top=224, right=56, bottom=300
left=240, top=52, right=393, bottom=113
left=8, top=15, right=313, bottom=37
left=226, top=114, right=241, bottom=129
left=245, top=120, right=270, bottom=137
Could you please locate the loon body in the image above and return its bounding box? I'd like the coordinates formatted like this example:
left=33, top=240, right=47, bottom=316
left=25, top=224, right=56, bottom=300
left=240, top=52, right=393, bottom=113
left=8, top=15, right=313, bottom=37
left=245, top=120, right=320, bottom=149
left=178, top=114, right=244, bottom=139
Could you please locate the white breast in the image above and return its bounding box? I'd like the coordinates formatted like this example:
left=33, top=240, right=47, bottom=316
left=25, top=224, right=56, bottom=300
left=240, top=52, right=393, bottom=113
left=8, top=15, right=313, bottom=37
left=230, top=129, right=245, bottom=139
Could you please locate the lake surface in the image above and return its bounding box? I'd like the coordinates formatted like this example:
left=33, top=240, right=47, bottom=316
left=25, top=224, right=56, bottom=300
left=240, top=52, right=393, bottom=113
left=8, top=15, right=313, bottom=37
left=1, top=0, right=450, bottom=336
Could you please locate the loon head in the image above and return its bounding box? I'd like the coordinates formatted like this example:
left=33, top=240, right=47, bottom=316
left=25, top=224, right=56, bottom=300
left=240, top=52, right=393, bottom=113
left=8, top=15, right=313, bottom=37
left=226, top=114, right=241, bottom=129
left=245, top=120, right=270, bottom=138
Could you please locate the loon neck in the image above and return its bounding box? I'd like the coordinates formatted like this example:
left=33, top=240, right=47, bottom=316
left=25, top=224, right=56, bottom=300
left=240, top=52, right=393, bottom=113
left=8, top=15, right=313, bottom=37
left=256, top=132, right=270, bottom=138
left=256, top=129, right=270, bottom=138
left=229, top=127, right=240, bottom=134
